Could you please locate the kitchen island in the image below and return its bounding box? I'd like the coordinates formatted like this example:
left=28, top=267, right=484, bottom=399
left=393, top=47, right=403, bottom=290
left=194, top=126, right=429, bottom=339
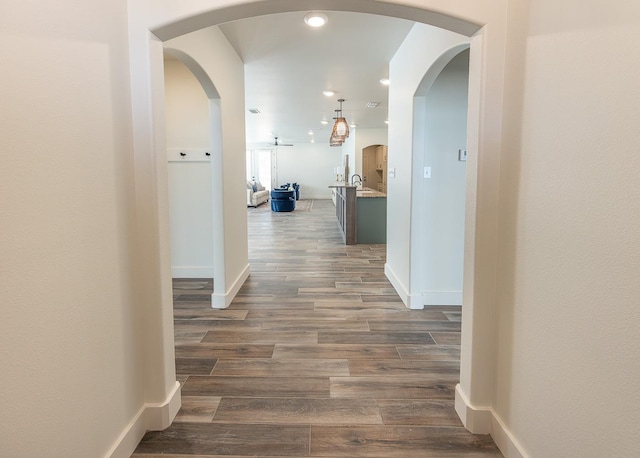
left=329, top=184, right=386, bottom=245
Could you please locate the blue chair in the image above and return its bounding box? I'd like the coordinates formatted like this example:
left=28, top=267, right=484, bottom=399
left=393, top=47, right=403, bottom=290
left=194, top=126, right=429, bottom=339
left=270, top=189, right=296, bottom=212
left=280, top=183, right=300, bottom=200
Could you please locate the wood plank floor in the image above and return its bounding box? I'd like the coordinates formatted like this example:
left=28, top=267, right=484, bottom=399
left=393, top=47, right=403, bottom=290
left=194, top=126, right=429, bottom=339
left=132, top=199, right=501, bottom=457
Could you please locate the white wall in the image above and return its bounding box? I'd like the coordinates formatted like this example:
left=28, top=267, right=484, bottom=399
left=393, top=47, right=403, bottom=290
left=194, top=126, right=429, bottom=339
left=494, top=0, right=640, bottom=456
left=386, top=24, right=469, bottom=306
left=164, top=27, right=249, bottom=309
left=164, top=60, right=214, bottom=278
left=164, top=60, right=210, bottom=148
left=167, top=162, right=214, bottom=277
left=414, top=50, right=469, bottom=306
left=276, top=143, right=342, bottom=199
left=0, top=0, right=176, bottom=456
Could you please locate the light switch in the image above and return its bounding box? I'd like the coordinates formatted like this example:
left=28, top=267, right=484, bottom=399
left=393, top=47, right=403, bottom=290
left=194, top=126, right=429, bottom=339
left=424, top=166, right=431, bottom=179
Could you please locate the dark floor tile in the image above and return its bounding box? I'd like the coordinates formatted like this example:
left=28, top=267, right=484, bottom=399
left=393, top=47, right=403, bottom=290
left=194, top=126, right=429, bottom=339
left=319, top=331, right=436, bottom=345
left=310, top=425, right=501, bottom=457
left=175, top=344, right=274, bottom=359
left=175, top=357, right=218, bottom=375
left=368, top=320, right=461, bottom=332
left=174, top=396, right=221, bottom=423
left=212, top=358, right=349, bottom=377
left=182, top=375, right=330, bottom=398
left=273, top=344, right=400, bottom=360
left=347, top=359, right=459, bottom=377
left=330, top=377, right=455, bottom=399
left=213, top=397, right=383, bottom=424
left=134, top=423, right=309, bottom=456
left=377, top=399, right=463, bottom=426
left=396, top=345, right=461, bottom=361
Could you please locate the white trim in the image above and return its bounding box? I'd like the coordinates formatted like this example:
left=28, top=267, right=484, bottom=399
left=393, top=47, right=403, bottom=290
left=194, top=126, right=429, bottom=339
left=105, top=381, right=181, bottom=458
left=171, top=266, right=214, bottom=278
left=455, top=384, right=492, bottom=433
left=421, top=290, right=463, bottom=306
left=491, top=413, right=528, bottom=458
left=455, top=384, right=528, bottom=458
left=212, top=262, right=250, bottom=309
left=385, top=263, right=425, bottom=309
left=144, top=381, right=183, bottom=430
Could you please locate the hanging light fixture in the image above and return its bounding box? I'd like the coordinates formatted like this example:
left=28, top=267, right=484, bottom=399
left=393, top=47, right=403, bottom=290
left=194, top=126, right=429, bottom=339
left=330, top=99, right=349, bottom=146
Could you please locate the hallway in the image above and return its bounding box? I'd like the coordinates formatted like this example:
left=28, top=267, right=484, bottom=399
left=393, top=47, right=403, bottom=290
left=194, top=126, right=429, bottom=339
left=132, top=199, right=500, bottom=456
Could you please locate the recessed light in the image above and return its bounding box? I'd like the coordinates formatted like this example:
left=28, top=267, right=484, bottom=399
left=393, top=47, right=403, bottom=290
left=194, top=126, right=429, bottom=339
left=322, top=90, right=334, bottom=97
left=384, top=120, right=389, bottom=124
left=320, top=120, right=329, bottom=125
left=310, top=139, right=315, bottom=143
left=350, top=124, right=357, bottom=128
left=380, top=78, right=390, bottom=86
left=308, top=130, right=314, bottom=135
left=304, top=12, right=327, bottom=28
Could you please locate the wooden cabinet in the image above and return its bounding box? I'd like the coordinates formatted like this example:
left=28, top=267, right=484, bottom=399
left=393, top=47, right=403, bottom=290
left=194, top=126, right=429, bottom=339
left=375, top=145, right=388, bottom=193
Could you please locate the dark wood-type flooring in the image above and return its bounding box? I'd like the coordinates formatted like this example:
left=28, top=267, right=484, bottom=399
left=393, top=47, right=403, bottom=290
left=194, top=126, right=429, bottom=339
left=133, top=199, right=501, bottom=457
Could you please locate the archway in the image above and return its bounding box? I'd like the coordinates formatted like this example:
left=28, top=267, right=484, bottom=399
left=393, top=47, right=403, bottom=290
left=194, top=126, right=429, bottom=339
left=127, top=0, right=507, bottom=444
left=163, top=48, right=223, bottom=300
left=409, top=44, right=470, bottom=308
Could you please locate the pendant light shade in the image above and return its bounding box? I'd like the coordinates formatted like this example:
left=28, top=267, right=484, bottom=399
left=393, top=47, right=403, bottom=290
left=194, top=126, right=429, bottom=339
left=329, top=99, right=349, bottom=146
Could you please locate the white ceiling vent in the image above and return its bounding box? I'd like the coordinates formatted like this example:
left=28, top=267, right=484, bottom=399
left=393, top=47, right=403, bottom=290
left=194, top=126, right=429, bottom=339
left=366, top=102, right=380, bottom=108
left=248, top=108, right=261, bottom=114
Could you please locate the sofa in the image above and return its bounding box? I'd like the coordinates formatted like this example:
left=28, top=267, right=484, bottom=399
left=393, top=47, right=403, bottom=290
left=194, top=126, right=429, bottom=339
left=247, top=180, right=269, bottom=207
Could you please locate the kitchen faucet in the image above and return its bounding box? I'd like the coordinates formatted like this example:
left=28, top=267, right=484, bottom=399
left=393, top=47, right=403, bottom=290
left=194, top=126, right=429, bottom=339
left=351, top=174, right=362, bottom=187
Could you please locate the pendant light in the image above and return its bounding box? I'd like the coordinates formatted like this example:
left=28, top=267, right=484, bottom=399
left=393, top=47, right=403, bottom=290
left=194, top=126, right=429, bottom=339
left=330, top=99, right=349, bottom=145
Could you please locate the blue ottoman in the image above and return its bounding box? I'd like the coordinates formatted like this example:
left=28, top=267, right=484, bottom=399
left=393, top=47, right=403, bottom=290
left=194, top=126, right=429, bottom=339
left=270, top=189, right=296, bottom=212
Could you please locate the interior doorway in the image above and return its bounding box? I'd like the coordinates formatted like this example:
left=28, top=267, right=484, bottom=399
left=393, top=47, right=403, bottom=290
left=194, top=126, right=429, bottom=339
left=412, top=48, right=470, bottom=307
left=134, top=0, right=506, bottom=440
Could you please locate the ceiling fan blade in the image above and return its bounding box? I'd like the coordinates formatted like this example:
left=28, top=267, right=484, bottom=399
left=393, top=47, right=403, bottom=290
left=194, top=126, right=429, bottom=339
left=273, top=137, right=294, bottom=147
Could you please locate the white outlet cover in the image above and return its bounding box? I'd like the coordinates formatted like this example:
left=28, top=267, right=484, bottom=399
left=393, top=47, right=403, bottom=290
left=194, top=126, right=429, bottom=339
left=424, top=166, right=431, bottom=178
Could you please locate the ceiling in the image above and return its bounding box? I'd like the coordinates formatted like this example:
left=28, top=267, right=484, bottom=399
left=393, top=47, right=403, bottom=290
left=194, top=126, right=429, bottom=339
left=217, top=11, right=415, bottom=147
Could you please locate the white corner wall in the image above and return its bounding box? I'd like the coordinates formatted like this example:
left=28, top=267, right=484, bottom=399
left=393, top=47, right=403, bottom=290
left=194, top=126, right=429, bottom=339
left=495, top=1, right=640, bottom=456
left=164, top=60, right=214, bottom=278
left=386, top=24, right=469, bottom=305
left=164, top=27, right=249, bottom=309
left=0, top=0, right=177, bottom=456
left=276, top=143, right=342, bottom=199
left=412, top=50, right=469, bottom=306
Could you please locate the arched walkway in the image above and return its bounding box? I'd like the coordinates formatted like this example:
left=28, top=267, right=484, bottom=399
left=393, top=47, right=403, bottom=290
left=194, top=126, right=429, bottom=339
left=126, top=0, right=508, bottom=452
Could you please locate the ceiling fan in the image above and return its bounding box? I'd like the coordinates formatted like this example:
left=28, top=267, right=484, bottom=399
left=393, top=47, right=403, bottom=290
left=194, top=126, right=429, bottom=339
left=273, top=136, right=293, bottom=147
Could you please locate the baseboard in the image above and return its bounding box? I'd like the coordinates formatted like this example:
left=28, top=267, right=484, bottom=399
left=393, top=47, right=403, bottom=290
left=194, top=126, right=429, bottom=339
left=171, top=266, right=214, bottom=278
left=144, top=381, right=182, bottom=430
left=384, top=263, right=420, bottom=309
left=455, top=384, right=492, bottom=433
left=212, top=263, right=250, bottom=309
left=491, top=413, right=527, bottom=458
left=455, top=384, right=528, bottom=458
left=106, top=381, right=181, bottom=458
left=421, top=290, right=462, bottom=306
